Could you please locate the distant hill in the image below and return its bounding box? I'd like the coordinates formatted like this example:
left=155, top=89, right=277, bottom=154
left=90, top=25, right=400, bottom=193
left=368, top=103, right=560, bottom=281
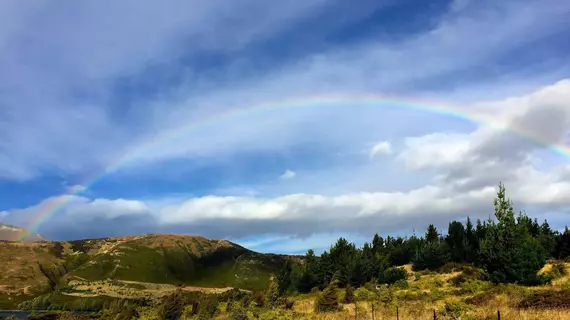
left=0, top=233, right=291, bottom=308
left=0, top=223, right=45, bottom=241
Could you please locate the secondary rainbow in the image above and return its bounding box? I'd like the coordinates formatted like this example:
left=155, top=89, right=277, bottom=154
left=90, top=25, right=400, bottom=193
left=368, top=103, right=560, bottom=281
left=18, top=93, right=570, bottom=240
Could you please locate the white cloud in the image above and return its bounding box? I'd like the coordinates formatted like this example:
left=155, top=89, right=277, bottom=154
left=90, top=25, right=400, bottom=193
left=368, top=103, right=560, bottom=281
left=1, top=0, right=569, bottom=179
left=369, top=141, right=393, bottom=158
left=280, top=169, right=296, bottom=180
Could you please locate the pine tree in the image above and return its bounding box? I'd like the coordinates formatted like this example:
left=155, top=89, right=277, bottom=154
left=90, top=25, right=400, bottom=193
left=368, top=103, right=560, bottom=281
left=446, top=220, right=466, bottom=262
left=465, top=217, right=479, bottom=263
left=412, top=241, right=450, bottom=271
left=426, top=224, right=440, bottom=243
left=315, top=282, right=340, bottom=312
left=539, top=219, right=556, bottom=255
left=479, top=183, right=548, bottom=284
left=372, top=234, right=384, bottom=254
left=554, top=227, right=570, bottom=259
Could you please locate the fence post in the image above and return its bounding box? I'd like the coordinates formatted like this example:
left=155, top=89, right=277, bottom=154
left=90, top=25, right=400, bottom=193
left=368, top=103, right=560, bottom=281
left=433, top=309, right=436, bottom=320
left=396, top=306, right=399, bottom=320
left=371, top=303, right=375, bottom=320
left=497, top=310, right=501, bottom=320
left=354, top=301, right=357, bottom=320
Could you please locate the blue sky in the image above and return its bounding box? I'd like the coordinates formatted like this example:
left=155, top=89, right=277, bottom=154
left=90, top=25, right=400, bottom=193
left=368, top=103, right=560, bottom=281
left=1, top=0, right=570, bottom=254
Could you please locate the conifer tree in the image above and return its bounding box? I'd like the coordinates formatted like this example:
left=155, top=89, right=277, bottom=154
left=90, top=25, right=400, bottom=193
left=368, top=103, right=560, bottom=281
left=315, top=281, right=340, bottom=312
left=479, top=183, right=548, bottom=284
left=446, top=220, right=466, bottom=262
left=425, top=224, right=440, bottom=243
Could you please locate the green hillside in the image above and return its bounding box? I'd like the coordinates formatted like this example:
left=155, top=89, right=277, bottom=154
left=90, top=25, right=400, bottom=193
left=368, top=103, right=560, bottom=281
left=0, top=234, right=289, bottom=309
left=68, top=234, right=285, bottom=290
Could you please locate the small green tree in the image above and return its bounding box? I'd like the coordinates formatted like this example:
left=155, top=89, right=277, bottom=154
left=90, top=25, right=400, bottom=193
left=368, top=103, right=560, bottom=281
left=412, top=242, right=450, bottom=271
left=479, top=183, right=548, bottom=284
left=426, top=224, right=440, bottom=243
left=315, top=282, right=340, bottom=312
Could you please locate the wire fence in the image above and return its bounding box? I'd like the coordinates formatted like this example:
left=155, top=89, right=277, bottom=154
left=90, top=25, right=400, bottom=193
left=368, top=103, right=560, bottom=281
left=350, top=306, right=503, bottom=320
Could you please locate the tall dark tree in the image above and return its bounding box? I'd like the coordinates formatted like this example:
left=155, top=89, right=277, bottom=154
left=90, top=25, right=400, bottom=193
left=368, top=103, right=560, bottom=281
left=412, top=241, right=450, bottom=271
left=372, top=234, right=384, bottom=254
left=554, top=227, right=570, bottom=259
left=539, top=219, right=556, bottom=255
left=479, top=183, right=548, bottom=284
left=446, top=221, right=466, bottom=262
left=425, top=224, right=440, bottom=244
left=465, top=217, right=479, bottom=263
left=298, top=250, right=319, bottom=293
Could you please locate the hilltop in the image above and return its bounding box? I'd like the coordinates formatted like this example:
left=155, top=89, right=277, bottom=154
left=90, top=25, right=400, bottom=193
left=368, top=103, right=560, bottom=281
left=0, top=233, right=290, bottom=309
left=0, top=223, right=45, bottom=242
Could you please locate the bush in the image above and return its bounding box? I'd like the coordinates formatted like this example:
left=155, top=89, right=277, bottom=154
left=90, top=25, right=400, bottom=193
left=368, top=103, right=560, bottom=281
left=392, top=279, right=409, bottom=290
left=458, top=279, right=490, bottom=294
left=278, top=297, right=294, bottom=310
left=438, top=262, right=466, bottom=273
left=114, top=304, right=139, bottom=320
left=449, top=267, right=486, bottom=287
left=315, top=283, right=340, bottom=313
left=412, top=242, right=450, bottom=271
left=517, top=289, right=570, bottom=309
left=428, top=289, right=446, bottom=302
left=252, top=291, right=265, bottom=308
left=545, top=262, right=567, bottom=279
left=157, top=290, right=185, bottom=320
left=441, top=301, right=466, bottom=320
left=197, top=295, right=219, bottom=320
left=231, top=308, right=249, bottom=320
left=379, top=267, right=408, bottom=284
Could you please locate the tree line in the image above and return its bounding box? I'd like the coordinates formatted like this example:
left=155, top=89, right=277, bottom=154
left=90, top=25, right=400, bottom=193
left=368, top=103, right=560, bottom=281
left=277, top=183, right=570, bottom=295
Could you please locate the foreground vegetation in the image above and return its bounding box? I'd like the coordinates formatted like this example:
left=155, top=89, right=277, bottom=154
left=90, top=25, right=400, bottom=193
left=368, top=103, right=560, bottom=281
left=1, top=183, right=570, bottom=319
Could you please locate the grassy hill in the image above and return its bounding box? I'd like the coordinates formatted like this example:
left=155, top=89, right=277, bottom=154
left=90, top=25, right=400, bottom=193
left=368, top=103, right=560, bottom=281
left=0, top=234, right=289, bottom=309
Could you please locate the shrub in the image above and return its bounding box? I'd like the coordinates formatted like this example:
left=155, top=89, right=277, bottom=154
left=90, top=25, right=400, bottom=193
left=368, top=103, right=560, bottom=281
left=545, top=262, right=567, bottom=279
left=114, top=304, right=139, bottom=320
left=226, top=300, right=234, bottom=312
left=428, top=289, right=446, bottom=301
left=379, top=267, right=408, bottom=284
left=458, top=279, right=490, bottom=294
left=464, top=292, right=495, bottom=306
left=343, top=285, right=355, bottom=304
left=438, top=262, right=466, bottom=273
left=517, top=289, right=570, bottom=309
left=441, top=301, right=466, bottom=320
left=315, top=283, right=340, bottom=312
left=252, top=291, right=265, bottom=308
left=278, top=297, right=294, bottom=310
left=392, top=279, right=409, bottom=290
left=197, top=295, right=219, bottom=320
left=240, top=295, right=251, bottom=308
left=412, top=242, right=450, bottom=271
left=157, top=290, right=185, bottom=320
left=231, top=308, right=249, bottom=320
left=449, top=267, right=486, bottom=287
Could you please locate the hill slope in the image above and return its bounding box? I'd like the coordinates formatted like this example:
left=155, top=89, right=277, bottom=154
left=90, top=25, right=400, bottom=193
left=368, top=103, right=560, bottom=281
left=65, top=234, right=286, bottom=290
left=0, top=223, right=45, bottom=241
left=0, top=233, right=289, bottom=308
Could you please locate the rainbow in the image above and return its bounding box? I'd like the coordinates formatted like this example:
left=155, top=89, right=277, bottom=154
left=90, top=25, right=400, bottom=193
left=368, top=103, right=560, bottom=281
left=18, top=94, right=570, bottom=240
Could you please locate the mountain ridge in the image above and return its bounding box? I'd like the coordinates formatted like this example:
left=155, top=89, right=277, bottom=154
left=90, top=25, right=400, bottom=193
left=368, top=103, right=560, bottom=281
left=0, top=232, right=294, bottom=309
